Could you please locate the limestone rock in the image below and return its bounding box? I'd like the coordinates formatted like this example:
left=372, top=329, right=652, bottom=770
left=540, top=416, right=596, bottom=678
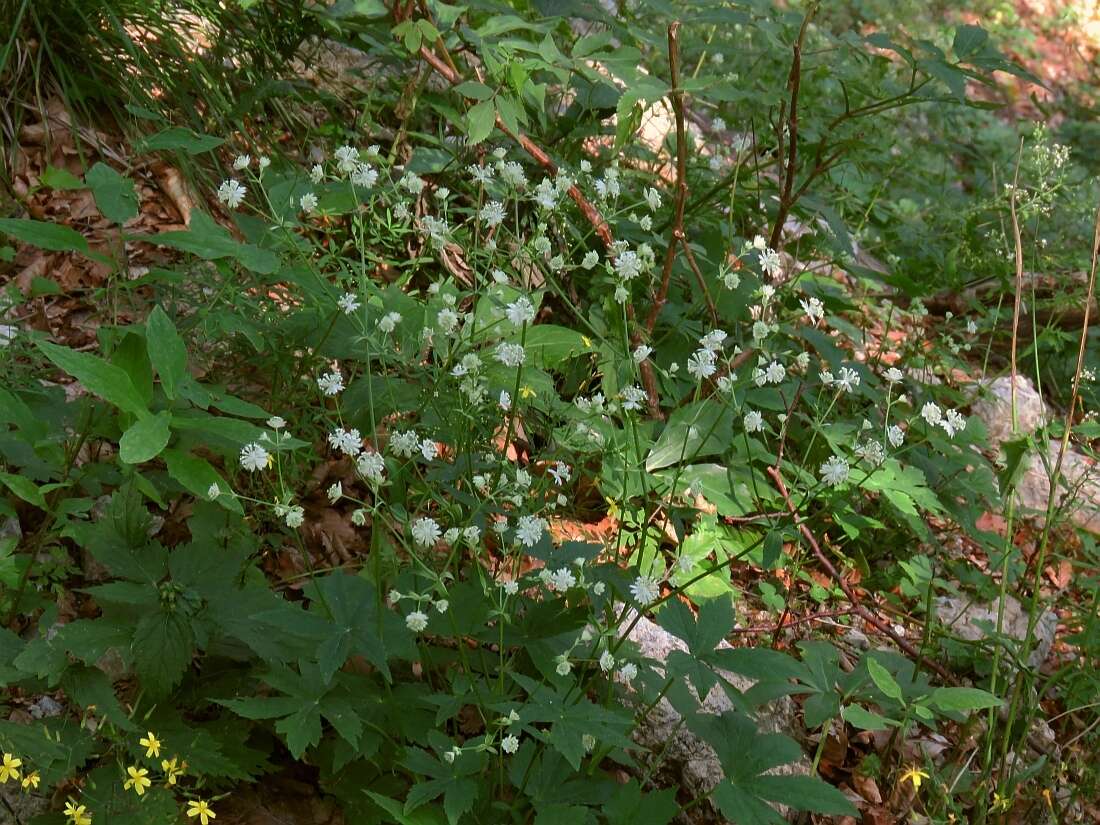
left=934, top=594, right=1057, bottom=669
left=971, top=375, right=1049, bottom=447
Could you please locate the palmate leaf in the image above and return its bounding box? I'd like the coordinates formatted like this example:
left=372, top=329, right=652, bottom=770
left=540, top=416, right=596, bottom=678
left=132, top=609, right=195, bottom=697
left=690, top=712, right=857, bottom=823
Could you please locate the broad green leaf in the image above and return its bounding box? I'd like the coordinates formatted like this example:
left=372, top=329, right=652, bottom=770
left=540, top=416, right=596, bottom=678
left=36, top=341, right=148, bottom=417
left=136, top=126, right=225, bottom=155
left=523, top=324, right=592, bottom=368
left=163, top=449, right=242, bottom=513
left=145, top=305, right=188, bottom=399
left=0, top=472, right=46, bottom=508
left=40, top=166, right=85, bottom=190
left=131, top=610, right=194, bottom=696
left=928, top=686, right=1002, bottom=712
left=866, top=657, right=903, bottom=702
left=466, top=99, right=496, bottom=146
left=454, top=80, right=494, bottom=100
left=842, top=704, right=897, bottom=731
left=86, top=162, right=138, bottom=224
left=153, top=210, right=277, bottom=274
left=753, top=774, right=858, bottom=817
left=953, top=24, right=989, bottom=59
left=0, top=218, right=90, bottom=254
left=119, top=411, right=172, bottom=464
left=646, top=401, right=733, bottom=471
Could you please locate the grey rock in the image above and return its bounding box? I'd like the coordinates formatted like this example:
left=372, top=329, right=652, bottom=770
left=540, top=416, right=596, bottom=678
left=934, top=595, right=1057, bottom=669
left=28, top=695, right=64, bottom=719
left=971, top=375, right=1049, bottom=447
left=626, top=612, right=805, bottom=824
left=1014, top=439, right=1100, bottom=534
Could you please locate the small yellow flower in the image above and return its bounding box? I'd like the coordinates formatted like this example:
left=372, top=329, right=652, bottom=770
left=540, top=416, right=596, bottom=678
left=899, top=765, right=929, bottom=791
left=0, top=753, right=22, bottom=783
left=139, top=732, right=162, bottom=758
left=161, top=756, right=186, bottom=785
left=21, top=770, right=40, bottom=790
left=581, top=336, right=592, bottom=348
left=123, top=765, right=151, bottom=796
left=187, top=799, right=217, bottom=824
left=519, top=385, right=536, bottom=399
left=64, top=800, right=93, bottom=825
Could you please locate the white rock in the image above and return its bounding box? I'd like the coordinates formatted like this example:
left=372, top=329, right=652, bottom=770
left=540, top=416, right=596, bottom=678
left=934, top=595, right=1057, bottom=669
left=971, top=375, right=1048, bottom=447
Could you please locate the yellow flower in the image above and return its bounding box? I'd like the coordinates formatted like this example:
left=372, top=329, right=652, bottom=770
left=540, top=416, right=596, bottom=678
left=161, top=756, right=186, bottom=786
left=123, top=765, right=151, bottom=796
left=519, top=385, right=536, bottom=399
left=21, top=770, right=40, bottom=790
left=187, top=799, right=217, bottom=824
left=900, top=765, right=929, bottom=791
left=64, top=800, right=93, bottom=825
left=139, top=732, right=162, bottom=758
left=0, top=753, right=22, bottom=783
left=581, top=336, right=592, bottom=348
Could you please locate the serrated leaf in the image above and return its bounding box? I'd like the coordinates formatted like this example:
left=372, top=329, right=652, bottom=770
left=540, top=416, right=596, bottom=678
left=466, top=99, right=496, bottom=146
left=36, top=341, right=148, bottom=417
left=119, top=411, right=172, bottom=464
left=146, top=306, right=188, bottom=399
left=86, top=162, right=138, bottom=224
left=132, top=611, right=194, bottom=696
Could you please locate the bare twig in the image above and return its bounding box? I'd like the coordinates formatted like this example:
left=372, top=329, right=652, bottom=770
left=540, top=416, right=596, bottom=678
left=767, top=465, right=954, bottom=683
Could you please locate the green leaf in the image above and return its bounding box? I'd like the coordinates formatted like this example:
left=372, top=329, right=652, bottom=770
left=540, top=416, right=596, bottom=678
left=842, top=704, right=897, bottom=731
left=61, top=665, right=137, bottom=731
left=753, top=774, right=858, bottom=817
left=163, top=449, right=242, bottom=513
left=40, top=166, right=85, bottom=190
left=0, top=472, right=46, bottom=508
left=646, top=400, right=733, bottom=471
left=603, top=779, right=678, bottom=825
left=145, top=306, right=188, bottom=399
left=866, top=657, right=903, bottom=702
left=131, top=610, right=194, bottom=696
left=36, top=341, right=148, bottom=417
left=953, top=24, right=989, bottom=60
left=466, top=99, right=497, bottom=146
left=454, top=80, right=494, bottom=100
left=136, top=126, right=225, bottom=155
left=928, top=686, right=1002, bottom=712
left=119, top=411, right=172, bottom=464
left=0, top=218, right=90, bottom=254
left=523, top=324, right=593, bottom=368
left=86, top=162, right=138, bottom=225
left=153, top=211, right=278, bottom=274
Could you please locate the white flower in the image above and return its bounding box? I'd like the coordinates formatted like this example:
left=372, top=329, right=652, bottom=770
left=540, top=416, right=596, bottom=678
left=836, top=367, right=861, bottom=393
left=884, top=367, right=904, bottom=383
left=310, top=163, right=324, bottom=183
left=338, top=292, right=360, bottom=314
left=334, top=145, right=360, bottom=174
left=498, top=161, right=527, bottom=188
left=920, top=402, right=943, bottom=426
left=257, top=156, right=270, bottom=172
left=501, top=734, right=519, bottom=754
left=495, top=342, right=526, bottom=368
left=764, top=361, right=786, bottom=384
left=753, top=235, right=767, bottom=250
left=855, top=440, right=885, bottom=467
left=744, top=410, right=764, bottom=433
left=819, top=455, right=850, bottom=487
left=207, top=483, right=221, bottom=499
left=436, top=307, right=459, bottom=334
left=712, top=114, right=727, bottom=130
left=615, top=250, right=642, bottom=281
left=267, top=415, right=286, bottom=430
left=351, top=508, right=368, bottom=526
left=434, top=599, right=449, bottom=614
left=632, top=344, right=652, bottom=363
left=617, top=662, right=638, bottom=684
left=411, top=517, right=442, bottom=547
left=548, top=462, right=571, bottom=486
left=533, top=177, right=558, bottom=209
left=801, top=296, right=824, bottom=325
left=620, top=385, right=647, bottom=411
left=328, top=427, right=362, bottom=456
left=300, top=192, right=318, bottom=213
left=505, top=296, right=536, bottom=328
left=548, top=567, right=576, bottom=591
left=758, top=247, right=782, bottom=279
left=400, top=172, right=425, bottom=194
left=555, top=657, right=572, bottom=677
left=480, top=200, right=506, bottom=227
left=240, top=442, right=270, bottom=472
left=351, top=163, right=377, bottom=188
left=614, top=285, right=629, bottom=303
left=405, top=610, right=429, bottom=632
left=390, top=430, right=419, bottom=457
left=317, top=370, right=344, bottom=396
left=630, top=575, right=660, bottom=604
left=283, top=505, right=305, bottom=528
left=941, top=409, right=967, bottom=437
left=463, top=526, right=481, bottom=544
left=419, top=439, right=438, bottom=461
left=498, top=390, right=512, bottom=410
left=327, top=482, right=342, bottom=503
left=468, top=163, right=494, bottom=184
left=599, top=651, right=615, bottom=672
left=216, top=179, right=246, bottom=208
left=233, top=154, right=251, bottom=170
left=501, top=579, right=519, bottom=596
left=644, top=187, right=662, bottom=211
left=700, top=329, right=727, bottom=352
left=515, top=515, right=546, bottom=547
left=357, top=451, right=385, bottom=482
left=887, top=424, right=905, bottom=447
left=687, top=349, right=717, bottom=381
left=378, top=311, right=402, bottom=333
left=581, top=250, right=599, bottom=269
